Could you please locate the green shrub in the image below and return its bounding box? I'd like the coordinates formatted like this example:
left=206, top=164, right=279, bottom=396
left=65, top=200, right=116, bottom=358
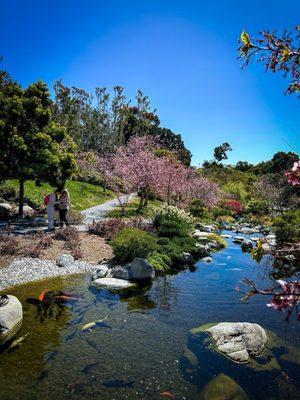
left=111, top=228, right=158, bottom=263
left=147, top=251, right=171, bottom=272
left=154, top=204, right=194, bottom=227
left=207, top=233, right=227, bottom=248
left=173, top=236, right=198, bottom=253
left=157, top=242, right=182, bottom=264
left=157, top=219, right=191, bottom=238
left=273, top=210, right=300, bottom=246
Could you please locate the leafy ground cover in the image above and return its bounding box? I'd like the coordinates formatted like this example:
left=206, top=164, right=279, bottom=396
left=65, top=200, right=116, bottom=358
left=107, top=197, right=162, bottom=218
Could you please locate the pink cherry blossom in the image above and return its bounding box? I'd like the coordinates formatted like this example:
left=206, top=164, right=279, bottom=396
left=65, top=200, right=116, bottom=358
left=285, top=160, right=300, bottom=186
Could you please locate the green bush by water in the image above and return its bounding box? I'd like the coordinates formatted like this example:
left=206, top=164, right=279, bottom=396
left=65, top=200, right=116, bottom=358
left=273, top=210, right=300, bottom=246
left=111, top=228, right=158, bottom=263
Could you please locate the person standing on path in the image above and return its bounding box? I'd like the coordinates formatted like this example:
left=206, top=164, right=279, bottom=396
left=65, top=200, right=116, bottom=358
left=45, top=190, right=58, bottom=231
left=58, top=189, right=70, bottom=228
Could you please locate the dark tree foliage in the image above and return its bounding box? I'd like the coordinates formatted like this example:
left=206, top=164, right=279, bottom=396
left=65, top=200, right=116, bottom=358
left=213, top=142, right=232, bottom=163
left=253, top=151, right=299, bottom=175
left=235, top=161, right=254, bottom=172
left=0, top=65, right=76, bottom=216
left=149, top=127, right=192, bottom=166
left=238, top=27, right=300, bottom=95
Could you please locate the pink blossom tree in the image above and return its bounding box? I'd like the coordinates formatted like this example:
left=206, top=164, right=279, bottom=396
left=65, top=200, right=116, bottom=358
left=100, top=136, right=220, bottom=214
left=285, top=160, right=300, bottom=186
left=183, top=170, right=220, bottom=209
left=111, top=136, right=162, bottom=210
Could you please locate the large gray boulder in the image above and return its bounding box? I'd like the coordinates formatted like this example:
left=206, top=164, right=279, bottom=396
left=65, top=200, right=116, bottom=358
left=0, top=203, right=12, bottom=218
left=128, top=258, right=155, bottom=280
left=0, top=295, right=23, bottom=345
left=206, top=322, right=267, bottom=363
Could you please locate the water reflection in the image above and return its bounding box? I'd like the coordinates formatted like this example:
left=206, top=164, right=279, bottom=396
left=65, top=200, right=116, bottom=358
left=0, top=234, right=299, bottom=399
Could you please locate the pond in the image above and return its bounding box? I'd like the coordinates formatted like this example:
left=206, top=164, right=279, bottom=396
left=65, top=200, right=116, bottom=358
left=0, top=231, right=299, bottom=400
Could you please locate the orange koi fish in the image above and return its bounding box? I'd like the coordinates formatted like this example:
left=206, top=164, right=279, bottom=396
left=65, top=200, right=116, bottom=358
left=160, top=390, right=175, bottom=399
left=38, top=290, right=46, bottom=302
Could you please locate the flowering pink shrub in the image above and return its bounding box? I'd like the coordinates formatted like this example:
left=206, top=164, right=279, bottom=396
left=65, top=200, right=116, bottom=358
left=99, top=136, right=220, bottom=209
left=267, top=280, right=300, bottom=317
left=239, top=278, right=300, bottom=322
left=223, top=200, right=243, bottom=213
left=285, top=160, right=300, bottom=186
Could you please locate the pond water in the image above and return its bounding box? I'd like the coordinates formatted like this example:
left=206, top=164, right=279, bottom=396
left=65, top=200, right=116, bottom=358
left=0, top=231, right=299, bottom=400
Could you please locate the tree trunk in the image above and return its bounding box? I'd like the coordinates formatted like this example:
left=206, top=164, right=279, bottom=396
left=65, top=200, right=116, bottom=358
left=18, top=179, right=25, bottom=217
left=138, top=191, right=145, bottom=211
left=103, top=181, right=106, bottom=193
left=144, top=190, right=149, bottom=207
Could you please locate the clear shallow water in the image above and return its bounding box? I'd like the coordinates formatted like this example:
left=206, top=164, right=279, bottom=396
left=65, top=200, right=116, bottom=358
left=0, top=232, right=299, bottom=400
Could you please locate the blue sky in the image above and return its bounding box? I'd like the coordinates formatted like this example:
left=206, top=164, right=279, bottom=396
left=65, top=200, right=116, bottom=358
left=1, top=0, right=299, bottom=166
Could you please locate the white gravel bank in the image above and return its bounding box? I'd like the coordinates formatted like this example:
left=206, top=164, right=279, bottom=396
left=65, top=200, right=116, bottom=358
left=0, top=257, right=99, bottom=291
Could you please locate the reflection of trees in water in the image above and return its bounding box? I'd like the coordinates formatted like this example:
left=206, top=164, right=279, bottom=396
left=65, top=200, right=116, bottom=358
left=152, top=276, right=179, bottom=312
left=249, top=254, right=299, bottom=282
left=118, top=276, right=180, bottom=313
left=119, top=283, right=156, bottom=311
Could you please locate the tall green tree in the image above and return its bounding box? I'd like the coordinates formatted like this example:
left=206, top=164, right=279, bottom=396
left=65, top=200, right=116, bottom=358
left=214, top=142, right=232, bottom=163
left=0, top=73, right=76, bottom=216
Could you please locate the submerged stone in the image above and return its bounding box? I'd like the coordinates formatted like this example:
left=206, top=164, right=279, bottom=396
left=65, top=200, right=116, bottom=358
left=92, top=277, right=135, bottom=289
left=198, top=373, right=249, bottom=400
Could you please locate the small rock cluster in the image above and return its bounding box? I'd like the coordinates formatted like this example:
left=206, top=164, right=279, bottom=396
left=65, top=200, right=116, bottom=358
left=91, top=257, right=155, bottom=289
left=0, top=203, right=35, bottom=218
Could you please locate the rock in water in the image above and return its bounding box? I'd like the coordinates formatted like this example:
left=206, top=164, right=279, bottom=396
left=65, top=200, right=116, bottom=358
left=92, top=277, right=135, bottom=289
left=206, top=322, right=267, bottom=363
left=233, top=236, right=245, bottom=243
left=199, top=373, right=249, bottom=400
left=201, top=257, right=213, bottom=263
left=180, top=252, right=194, bottom=264
left=56, top=254, right=75, bottom=268
left=128, top=258, right=155, bottom=280
left=92, top=264, right=109, bottom=279
left=241, top=239, right=253, bottom=251
left=0, top=295, right=23, bottom=345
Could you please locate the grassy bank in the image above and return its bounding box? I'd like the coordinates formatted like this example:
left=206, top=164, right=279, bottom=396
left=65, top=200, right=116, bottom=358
left=2, top=180, right=115, bottom=211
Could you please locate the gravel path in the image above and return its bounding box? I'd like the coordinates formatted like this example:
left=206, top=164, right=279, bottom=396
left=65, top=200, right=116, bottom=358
left=0, top=257, right=99, bottom=291
left=80, top=193, right=136, bottom=227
